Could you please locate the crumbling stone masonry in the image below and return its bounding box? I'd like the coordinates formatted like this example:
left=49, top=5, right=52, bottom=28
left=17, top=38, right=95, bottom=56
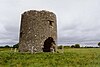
left=19, top=10, right=57, bottom=52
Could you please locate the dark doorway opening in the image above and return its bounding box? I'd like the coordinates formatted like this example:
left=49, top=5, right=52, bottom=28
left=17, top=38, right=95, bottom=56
left=43, top=37, right=56, bottom=52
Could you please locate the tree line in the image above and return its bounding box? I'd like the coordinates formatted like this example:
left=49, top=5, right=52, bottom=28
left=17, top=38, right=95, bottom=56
left=0, top=42, right=100, bottom=48
left=58, top=42, right=100, bottom=49
left=0, top=43, right=19, bottom=48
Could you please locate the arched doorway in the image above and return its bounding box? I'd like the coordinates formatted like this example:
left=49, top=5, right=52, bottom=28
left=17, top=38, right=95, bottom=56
left=43, top=37, right=56, bottom=52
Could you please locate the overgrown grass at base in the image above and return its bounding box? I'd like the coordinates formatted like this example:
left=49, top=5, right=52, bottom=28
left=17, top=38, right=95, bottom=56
left=0, top=48, right=100, bottom=67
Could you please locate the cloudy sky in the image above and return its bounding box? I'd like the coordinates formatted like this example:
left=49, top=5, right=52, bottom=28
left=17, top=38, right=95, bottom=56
left=0, top=0, right=100, bottom=46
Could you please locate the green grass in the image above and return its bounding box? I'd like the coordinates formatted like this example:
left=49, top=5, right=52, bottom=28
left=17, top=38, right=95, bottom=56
left=0, top=48, right=100, bottom=67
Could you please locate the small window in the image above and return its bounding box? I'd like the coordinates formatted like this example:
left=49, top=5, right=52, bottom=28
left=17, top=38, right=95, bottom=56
left=48, top=20, right=54, bottom=26
left=49, top=21, right=53, bottom=26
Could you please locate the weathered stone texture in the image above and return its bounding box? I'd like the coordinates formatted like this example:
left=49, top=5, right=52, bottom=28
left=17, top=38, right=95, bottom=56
left=19, top=10, right=57, bottom=52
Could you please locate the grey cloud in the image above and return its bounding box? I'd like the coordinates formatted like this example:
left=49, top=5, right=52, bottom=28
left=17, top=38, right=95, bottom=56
left=0, top=0, right=100, bottom=46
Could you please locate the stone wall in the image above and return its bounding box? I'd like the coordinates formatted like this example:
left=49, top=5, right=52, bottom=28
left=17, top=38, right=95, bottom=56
left=19, top=10, right=57, bottom=52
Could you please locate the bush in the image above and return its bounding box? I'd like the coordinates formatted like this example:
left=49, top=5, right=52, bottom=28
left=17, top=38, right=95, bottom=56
left=13, top=43, right=19, bottom=48
left=98, top=42, right=100, bottom=47
left=64, top=46, right=70, bottom=49
left=74, top=44, right=80, bottom=48
left=58, top=45, right=63, bottom=49
left=4, top=45, right=10, bottom=48
left=71, top=45, right=75, bottom=48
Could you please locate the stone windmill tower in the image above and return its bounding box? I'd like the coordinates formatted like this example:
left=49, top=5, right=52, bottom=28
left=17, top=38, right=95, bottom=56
left=19, top=10, right=57, bottom=52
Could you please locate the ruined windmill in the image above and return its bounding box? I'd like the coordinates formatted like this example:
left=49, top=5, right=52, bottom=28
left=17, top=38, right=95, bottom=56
left=19, top=10, right=57, bottom=52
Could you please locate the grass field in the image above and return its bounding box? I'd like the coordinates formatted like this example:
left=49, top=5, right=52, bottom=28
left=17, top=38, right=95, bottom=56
left=0, top=48, right=100, bottom=67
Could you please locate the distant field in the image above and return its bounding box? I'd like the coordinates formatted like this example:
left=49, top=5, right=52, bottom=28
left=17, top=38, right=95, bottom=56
left=0, top=48, right=100, bottom=67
